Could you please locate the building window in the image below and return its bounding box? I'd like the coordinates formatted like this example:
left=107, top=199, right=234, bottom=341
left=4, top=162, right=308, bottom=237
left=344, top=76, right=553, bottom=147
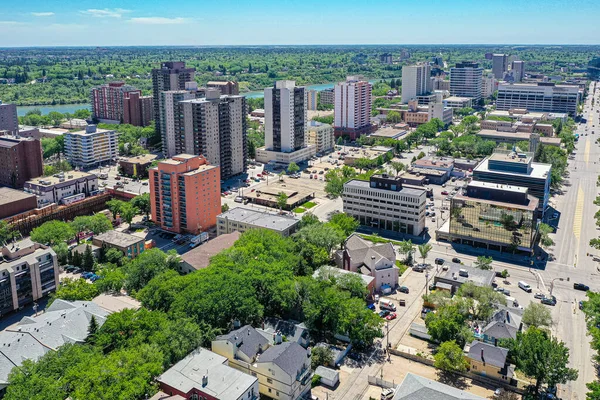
left=267, top=378, right=273, bottom=384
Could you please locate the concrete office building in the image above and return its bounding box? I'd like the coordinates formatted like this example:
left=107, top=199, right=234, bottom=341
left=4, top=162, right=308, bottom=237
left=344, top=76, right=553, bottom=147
left=334, top=76, right=373, bottom=139
left=178, top=90, right=247, bottom=180
left=91, top=81, right=141, bottom=124
left=448, top=181, right=539, bottom=252
left=65, top=125, right=118, bottom=168
left=428, top=93, right=454, bottom=125
left=483, top=74, right=498, bottom=98
left=401, top=64, right=432, bottom=103
left=473, top=149, right=551, bottom=212
left=307, top=120, right=334, bottom=153
left=342, top=174, right=427, bottom=235
left=150, top=155, right=220, bottom=235
left=450, top=62, right=483, bottom=102
left=217, top=207, right=300, bottom=236
left=152, top=62, right=196, bottom=154
left=0, top=238, right=58, bottom=316
left=122, top=91, right=153, bottom=127
left=0, top=101, right=18, bottom=135
left=496, top=82, right=580, bottom=115
left=511, top=61, right=525, bottom=82
left=0, top=136, right=43, bottom=188
left=24, top=171, right=98, bottom=208
left=206, top=80, right=239, bottom=95
left=307, top=89, right=318, bottom=110
left=492, top=54, right=508, bottom=79
left=319, top=88, right=335, bottom=106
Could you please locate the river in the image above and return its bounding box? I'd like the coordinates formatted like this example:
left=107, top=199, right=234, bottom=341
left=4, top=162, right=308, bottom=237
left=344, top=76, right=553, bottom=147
left=16, top=76, right=400, bottom=114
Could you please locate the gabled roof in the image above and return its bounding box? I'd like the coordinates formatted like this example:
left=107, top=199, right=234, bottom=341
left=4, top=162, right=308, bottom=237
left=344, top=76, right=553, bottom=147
left=467, top=341, right=509, bottom=369
left=483, top=308, right=522, bottom=340
left=257, top=317, right=309, bottom=346
left=393, top=373, right=485, bottom=399
left=258, top=341, right=309, bottom=379
left=215, top=325, right=269, bottom=360
left=343, top=233, right=396, bottom=270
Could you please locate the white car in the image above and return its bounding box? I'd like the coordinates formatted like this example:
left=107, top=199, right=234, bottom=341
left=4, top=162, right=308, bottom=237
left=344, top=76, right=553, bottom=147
left=374, top=294, right=380, bottom=302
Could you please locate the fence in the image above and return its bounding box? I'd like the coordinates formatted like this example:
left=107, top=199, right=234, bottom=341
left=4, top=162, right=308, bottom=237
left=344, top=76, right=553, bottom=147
left=367, top=375, right=396, bottom=389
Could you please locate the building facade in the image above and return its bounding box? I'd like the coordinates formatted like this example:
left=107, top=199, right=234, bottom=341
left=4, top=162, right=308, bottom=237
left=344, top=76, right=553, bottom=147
left=342, top=174, right=427, bottom=235
left=0, top=188, right=37, bottom=219
left=0, top=102, right=18, bottom=135
left=65, top=125, right=118, bottom=168
left=307, top=121, right=334, bottom=153
left=319, top=88, right=334, bottom=106
left=217, top=208, right=300, bottom=236
left=118, top=154, right=157, bottom=178
left=206, top=80, right=240, bottom=95
left=122, top=91, right=153, bottom=127
left=91, top=81, right=141, bottom=124
left=334, top=76, right=373, bottom=139
left=92, top=230, right=146, bottom=258
left=496, top=82, right=580, bottom=115
left=450, top=61, right=483, bottom=102
left=483, top=74, right=498, bottom=98
left=492, top=54, right=508, bottom=79
left=306, top=89, right=318, bottom=110
left=401, top=64, right=432, bottom=103
left=511, top=61, right=525, bottom=82
left=159, top=89, right=198, bottom=158
left=150, top=155, right=220, bottom=234
left=24, top=171, right=98, bottom=208
left=0, top=239, right=58, bottom=316
left=0, top=136, right=43, bottom=188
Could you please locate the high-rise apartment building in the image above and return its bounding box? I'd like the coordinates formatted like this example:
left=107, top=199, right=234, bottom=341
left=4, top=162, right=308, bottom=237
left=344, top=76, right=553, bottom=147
left=492, top=54, right=508, bottom=79
left=307, top=121, right=334, bottom=153
left=178, top=89, right=247, bottom=180
left=65, top=125, right=118, bottom=168
left=122, top=91, right=154, bottom=127
left=401, top=64, right=432, bottom=104
left=307, top=89, right=318, bottom=110
left=149, top=155, right=220, bottom=234
left=159, top=90, right=199, bottom=158
left=319, top=88, right=335, bottom=106
left=511, top=61, right=525, bottom=82
left=152, top=62, right=196, bottom=153
left=334, top=76, right=373, bottom=139
left=496, top=82, right=580, bottom=115
left=450, top=62, right=483, bottom=102
left=0, top=101, right=18, bottom=135
left=0, top=136, right=43, bottom=188
left=206, top=81, right=239, bottom=95
left=91, top=82, right=138, bottom=123
left=265, top=80, right=306, bottom=153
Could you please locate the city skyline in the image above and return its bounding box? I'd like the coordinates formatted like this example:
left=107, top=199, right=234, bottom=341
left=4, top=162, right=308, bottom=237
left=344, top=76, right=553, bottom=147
left=1, top=0, right=599, bottom=47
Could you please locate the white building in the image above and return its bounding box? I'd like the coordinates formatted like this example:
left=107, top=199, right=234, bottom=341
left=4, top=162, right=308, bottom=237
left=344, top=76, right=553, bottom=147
left=24, top=171, right=98, bottom=207
left=342, top=174, right=427, bottom=236
left=443, top=96, right=473, bottom=109
left=217, top=208, right=300, bottom=237
left=483, top=74, right=498, bottom=98
left=334, top=76, right=373, bottom=139
left=450, top=62, right=483, bottom=102
left=496, top=82, right=580, bottom=115
left=401, top=64, right=432, bottom=104
left=307, top=121, right=334, bottom=153
left=65, top=125, right=118, bottom=168
left=306, top=89, right=318, bottom=110
left=159, top=90, right=197, bottom=158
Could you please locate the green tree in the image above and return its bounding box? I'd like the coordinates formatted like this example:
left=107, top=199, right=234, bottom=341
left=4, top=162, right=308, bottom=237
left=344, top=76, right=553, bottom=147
left=587, top=381, right=600, bottom=400
left=94, top=265, right=125, bottom=294
left=31, top=220, right=75, bottom=245
left=105, top=248, right=124, bottom=265
left=300, top=213, right=320, bottom=227
left=324, top=170, right=345, bottom=198
left=248, top=140, right=256, bottom=159
left=82, top=245, right=95, bottom=272
left=311, top=345, right=334, bottom=369
left=53, top=242, right=69, bottom=265
left=434, top=340, right=469, bottom=372
left=386, top=110, right=402, bottom=124
left=287, top=162, right=300, bottom=175
left=221, top=203, right=230, bottom=213
left=390, top=161, right=405, bottom=176
left=120, top=202, right=138, bottom=226
left=456, top=282, right=506, bottom=320
left=417, top=243, right=432, bottom=266
left=87, top=315, right=99, bottom=344
left=277, top=192, right=288, bottom=212
left=539, top=223, right=555, bottom=248
left=51, top=278, right=99, bottom=302
left=328, top=212, right=359, bottom=236
left=0, top=220, right=16, bottom=244
left=398, top=240, right=414, bottom=264
left=131, top=193, right=151, bottom=218
left=47, top=111, right=64, bottom=127
left=106, top=199, right=124, bottom=219
left=295, top=223, right=344, bottom=254
left=522, top=303, right=553, bottom=328
left=473, top=255, right=493, bottom=270
left=417, top=151, right=426, bottom=159
left=425, top=299, right=472, bottom=347
left=123, top=248, right=179, bottom=292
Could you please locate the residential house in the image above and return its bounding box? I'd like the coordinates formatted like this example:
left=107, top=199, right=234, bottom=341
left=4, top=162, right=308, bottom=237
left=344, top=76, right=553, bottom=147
left=257, top=317, right=310, bottom=348
left=481, top=308, right=523, bottom=345
left=392, top=373, right=485, bottom=399
left=466, top=341, right=515, bottom=383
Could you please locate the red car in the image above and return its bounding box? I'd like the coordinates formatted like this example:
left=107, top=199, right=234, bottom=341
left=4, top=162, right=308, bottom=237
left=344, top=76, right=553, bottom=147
left=441, top=190, right=449, bottom=195
left=385, top=312, right=397, bottom=321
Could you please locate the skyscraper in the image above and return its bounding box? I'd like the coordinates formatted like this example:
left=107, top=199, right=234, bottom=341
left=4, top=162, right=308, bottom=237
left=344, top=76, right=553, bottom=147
left=511, top=61, right=525, bottom=82
left=122, top=91, right=154, bottom=127
left=152, top=62, right=196, bottom=154
left=91, top=82, right=140, bottom=124
left=401, top=64, right=432, bottom=104
left=492, top=54, right=508, bottom=79
left=450, top=62, right=484, bottom=102
left=334, top=76, right=373, bottom=139
left=159, top=90, right=197, bottom=158
left=264, top=80, right=306, bottom=153
left=0, top=101, right=18, bottom=135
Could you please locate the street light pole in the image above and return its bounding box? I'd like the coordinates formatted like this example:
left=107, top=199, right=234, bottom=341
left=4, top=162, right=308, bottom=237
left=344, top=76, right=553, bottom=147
left=425, top=272, right=430, bottom=296
left=550, top=277, right=569, bottom=297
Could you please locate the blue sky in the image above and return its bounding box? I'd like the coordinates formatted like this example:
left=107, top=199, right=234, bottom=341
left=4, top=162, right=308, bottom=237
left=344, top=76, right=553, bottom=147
left=1, top=0, right=599, bottom=46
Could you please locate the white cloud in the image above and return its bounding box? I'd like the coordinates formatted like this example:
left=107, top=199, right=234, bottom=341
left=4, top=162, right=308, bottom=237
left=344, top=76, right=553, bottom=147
left=0, top=21, right=26, bottom=26
left=31, top=12, right=54, bottom=17
left=128, top=17, right=190, bottom=25
left=80, top=8, right=131, bottom=18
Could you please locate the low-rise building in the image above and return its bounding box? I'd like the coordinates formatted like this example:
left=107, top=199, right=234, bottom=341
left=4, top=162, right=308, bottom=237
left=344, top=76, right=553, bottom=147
left=24, top=171, right=99, bottom=208
left=0, top=188, right=37, bottom=219
left=370, top=126, right=409, bottom=140
left=92, top=230, right=145, bottom=258
left=0, top=238, right=59, bottom=316
left=118, top=154, right=158, bottom=178
left=217, top=208, right=300, bottom=237
left=206, top=80, right=240, bottom=95
left=342, top=174, right=427, bottom=235
left=482, top=308, right=523, bottom=345
left=392, top=373, right=485, bottom=400
left=155, top=347, right=259, bottom=400
left=0, top=136, right=43, bottom=189
left=307, top=121, right=334, bottom=153
left=314, top=366, right=339, bottom=388
left=443, top=96, right=473, bottom=109
left=65, top=125, right=119, bottom=168
left=257, top=317, right=310, bottom=348
left=314, top=265, right=375, bottom=294
left=243, top=181, right=314, bottom=211
left=212, top=325, right=312, bottom=400
left=466, top=341, right=515, bottom=383
left=179, top=231, right=241, bottom=274
left=343, top=146, right=393, bottom=166
left=255, top=145, right=317, bottom=165
left=408, top=167, right=449, bottom=185
left=433, top=262, right=495, bottom=294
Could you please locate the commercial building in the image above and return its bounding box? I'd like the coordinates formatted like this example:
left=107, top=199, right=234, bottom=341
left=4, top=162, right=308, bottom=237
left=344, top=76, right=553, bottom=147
left=466, top=341, right=515, bottom=383
left=319, top=88, right=334, bottom=106
left=306, top=89, right=318, bottom=110
left=149, top=155, right=220, bottom=234
left=65, top=125, right=118, bottom=168
left=179, top=90, right=248, bottom=180
left=413, top=156, right=454, bottom=174
left=343, top=146, right=393, bottom=166
left=334, top=76, right=373, bottom=139
left=217, top=208, right=300, bottom=236
left=443, top=96, right=473, bottom=109
left=152, top=62, right=196, bottom=154
left=401, top=64, right=432, bottom=103
left=370, top=126, right=409, bottom=140
left=433, top=262, right=495, bottom=294
left=476, top=130, right=560, bottom=153
left=0, top=238, right=58, bottom=316
left=155, top=347, right=259, bottom=400
left=24, top=171, right=98, bottom=208
left=492, top=54, right=508, bottom=79
left=428, top=98, right=454, bottom=125
left=0, top=136, right=43, bottom=188
left=392, top=373, right=485, bottom=400
left=92, top=230, right=146, bottom=259
left=450, top=61, right=483, bottom=102
left=449, top=180, right=539, bottom=252
left=0, top=101, right=18, bottom=135
left=307, top=120, right=334, bottom=153
left=0, top=188, right=37, bottom=219
left=118, top=153, right=158, bottom=178
left=473, top=149, right=551, bottom=212
left=212, top=325, right=312, bottom=400
left=206, top=80, right=239, bottom=95
left=179, top=231, right=241, bottom=274
left=432, top=78, right=451, bottom=91
left=342, top=174, right=427, bottom=235
left=496, top=82, right=580, bottom=115
left=123, top=91, right=153, bottom=127
left=483, top=74, right=498, bottom=98
left=255, top=145, right=316, bottom=165
left=511, top=60, right=525, bottom=82
left=91, top=81, right=140, bottom=124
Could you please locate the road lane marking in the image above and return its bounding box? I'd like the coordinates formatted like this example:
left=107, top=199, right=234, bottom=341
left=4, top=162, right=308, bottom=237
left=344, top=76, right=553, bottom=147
left=585, top=139, right=591, bottom=165
left=573, top=185, right=585, bottom=241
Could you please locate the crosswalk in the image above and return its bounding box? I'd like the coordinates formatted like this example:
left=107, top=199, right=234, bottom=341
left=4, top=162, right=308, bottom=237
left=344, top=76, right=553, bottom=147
left=573, top=185, right=585, bottom=241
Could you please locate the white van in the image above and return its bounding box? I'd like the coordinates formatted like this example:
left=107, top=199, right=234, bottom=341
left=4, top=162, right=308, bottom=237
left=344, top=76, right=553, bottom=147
left=381, top=388, right=395, bottom=400
left=518, top=281, right=532, bottom=293
left=379, top=299, right=396, bottom=311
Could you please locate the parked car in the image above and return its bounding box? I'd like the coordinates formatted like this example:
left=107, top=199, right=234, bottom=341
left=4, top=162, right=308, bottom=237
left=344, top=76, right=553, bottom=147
left=379, top=310, right=390, bottom=318
left=534, top=292, right=545, bottom=299
left=385, top=312, right=397, bottom=321
left=367, top=303, right=376, bottom=311
left=412, top=265, right=425, bottom=272
left=81, top=272, right=93, bottom=279
left=541, top=295, right=557, bottom=306
left=374, top=294, right=380, bottom=302
left=435, top=258, right=445, bottom=265
left=574, top=283, right=590, bottom=291
left=398, top=286, right=410, bottom=294
left=452, top=257, right=461, bottom=264
left=441, top=191, right=449, bottom=195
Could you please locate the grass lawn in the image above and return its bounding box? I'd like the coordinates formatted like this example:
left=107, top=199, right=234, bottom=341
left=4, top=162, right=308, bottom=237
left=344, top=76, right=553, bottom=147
left=303, top=201, right=317, bottom=209
left=395, top=260, right=409, bottom=276
left=359, top=234, right=405, bottom=246
left=293, top=207, right=306, bottom=213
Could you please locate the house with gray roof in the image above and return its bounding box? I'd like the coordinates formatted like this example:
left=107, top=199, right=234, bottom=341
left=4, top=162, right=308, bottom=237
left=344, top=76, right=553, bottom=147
left=212, top=325, right=312, bottom=400
left=315, top=365, right=339, bottom=388
left=433, top=262, right=495, bottom=294
left=482, top=308, right=523, bottom=345
left=466, top=341, right=515, bottom=382
left=313, top=265, right=375, bottom=293
left=257, top=317, right=310, bottom=348
left=0, top=299, right=110, bottom=393
left=392, top=372, right=485, bottom=399
left=334, top=233, right=398, bottom=292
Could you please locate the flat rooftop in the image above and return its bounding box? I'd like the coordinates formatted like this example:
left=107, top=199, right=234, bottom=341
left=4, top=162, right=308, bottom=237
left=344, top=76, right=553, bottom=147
left=436, top=262, right=495, bottom=287
left=344, top=179, right=425, bottom=196
left=468, top=180, right=528, bottom=194
left=218, top=207, right=300, bottom=232
left=444, top=96, right=472, bottom=102
left=455, top=192, right=539, bottom=212
left=489, top=151, right=532, bottom=164
left=0, top=187, right=36, bottom=205
left=414, top=157, right=454, bottom=169
left=475, top=156, right=551, bottom=180
left=370, top=127, right=408, bottom=139
left=26, top=170, right=96, bottom=186
left=477, top=129, right=531, bottom=140
left=95, top=230, right=144, bottom=247
left=119, top=154, right=158, bottom=164
left=410, top=167, right=447, bottom=176
left=68, top=128, right=114, bottom=136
